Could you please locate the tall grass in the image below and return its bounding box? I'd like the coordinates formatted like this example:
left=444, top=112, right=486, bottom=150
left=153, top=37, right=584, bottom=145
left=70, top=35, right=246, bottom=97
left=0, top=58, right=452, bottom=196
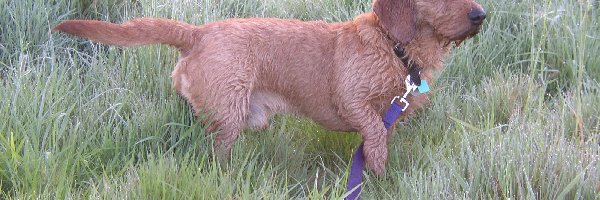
left=0, top=0, right=598, bottom=199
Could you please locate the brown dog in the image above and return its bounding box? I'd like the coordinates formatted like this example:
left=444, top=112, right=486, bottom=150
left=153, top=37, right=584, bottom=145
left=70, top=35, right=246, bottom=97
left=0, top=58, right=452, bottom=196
left=54, top=0, right=485, bottom=175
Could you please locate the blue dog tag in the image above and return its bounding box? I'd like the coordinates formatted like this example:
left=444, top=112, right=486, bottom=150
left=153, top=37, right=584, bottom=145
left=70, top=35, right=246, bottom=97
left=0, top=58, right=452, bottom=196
left=418, top=79, right=430, bottom=94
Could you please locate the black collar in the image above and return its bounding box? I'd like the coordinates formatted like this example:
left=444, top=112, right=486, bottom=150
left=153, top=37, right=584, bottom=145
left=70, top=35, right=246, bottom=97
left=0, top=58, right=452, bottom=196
left=393, top=43, right=422, bottom=86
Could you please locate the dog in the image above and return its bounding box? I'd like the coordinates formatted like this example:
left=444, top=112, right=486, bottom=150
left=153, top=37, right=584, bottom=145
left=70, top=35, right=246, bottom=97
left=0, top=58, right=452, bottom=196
left=54, top=0, right=485, bottom=176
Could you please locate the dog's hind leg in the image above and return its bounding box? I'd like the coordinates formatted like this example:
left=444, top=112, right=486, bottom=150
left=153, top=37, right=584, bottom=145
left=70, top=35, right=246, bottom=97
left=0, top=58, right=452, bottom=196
left=173, top=58, right=254, bottom=159
left=209, top=73, right=256, bottom=160
left=207, top=92, right=251, bottom=160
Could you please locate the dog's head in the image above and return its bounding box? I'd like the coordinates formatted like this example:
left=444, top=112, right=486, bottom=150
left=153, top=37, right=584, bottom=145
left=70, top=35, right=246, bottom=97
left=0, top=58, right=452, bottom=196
left=373, top=0, right=486, bottom=46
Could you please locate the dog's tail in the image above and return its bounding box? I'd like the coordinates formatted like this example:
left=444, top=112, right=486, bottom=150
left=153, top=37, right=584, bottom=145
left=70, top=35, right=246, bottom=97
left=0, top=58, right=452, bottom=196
left=53, top=18, right=196, bottom=52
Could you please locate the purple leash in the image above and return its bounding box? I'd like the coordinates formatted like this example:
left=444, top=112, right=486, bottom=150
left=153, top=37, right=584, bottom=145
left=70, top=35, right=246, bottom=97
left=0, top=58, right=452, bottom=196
left=346, top=143, right=365, bottom=200
left=345, top=75, right=429, bottom=200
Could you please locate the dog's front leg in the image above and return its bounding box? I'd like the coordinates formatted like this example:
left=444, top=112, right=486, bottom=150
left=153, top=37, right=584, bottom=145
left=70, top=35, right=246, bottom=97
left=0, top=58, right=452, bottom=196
left=340, top=102, right=389, bottom=176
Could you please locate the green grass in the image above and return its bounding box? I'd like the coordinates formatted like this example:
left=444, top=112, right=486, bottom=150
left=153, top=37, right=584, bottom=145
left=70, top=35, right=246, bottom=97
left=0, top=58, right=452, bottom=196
left=1, top=0, right=599, bottom=199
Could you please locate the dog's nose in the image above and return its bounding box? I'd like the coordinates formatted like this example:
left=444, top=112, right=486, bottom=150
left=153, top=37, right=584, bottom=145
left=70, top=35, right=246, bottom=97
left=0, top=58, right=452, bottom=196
left=468, top=9, right=486, bottom=25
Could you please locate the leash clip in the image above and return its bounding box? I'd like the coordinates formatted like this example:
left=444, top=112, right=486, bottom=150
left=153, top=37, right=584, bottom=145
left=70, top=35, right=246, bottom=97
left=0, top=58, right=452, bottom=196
left=390, top=75, right=418, bottom=111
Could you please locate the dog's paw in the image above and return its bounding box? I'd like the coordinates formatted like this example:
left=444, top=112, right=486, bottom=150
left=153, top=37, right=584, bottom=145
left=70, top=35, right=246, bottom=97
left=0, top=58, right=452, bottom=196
left=364, top=144, right=387, bottom=176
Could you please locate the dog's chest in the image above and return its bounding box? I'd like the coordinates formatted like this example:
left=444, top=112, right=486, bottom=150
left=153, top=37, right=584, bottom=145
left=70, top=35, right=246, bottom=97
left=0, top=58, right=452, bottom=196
left=366, top=74, right=406, bottom=114
left=369, top=87, right=429, bottom=119
left=366, top=60, right=434, bottom=118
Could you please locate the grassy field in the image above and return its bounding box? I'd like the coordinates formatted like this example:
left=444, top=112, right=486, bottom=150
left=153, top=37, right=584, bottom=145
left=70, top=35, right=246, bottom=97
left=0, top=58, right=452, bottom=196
left=1, top=0, right=599, bottom=199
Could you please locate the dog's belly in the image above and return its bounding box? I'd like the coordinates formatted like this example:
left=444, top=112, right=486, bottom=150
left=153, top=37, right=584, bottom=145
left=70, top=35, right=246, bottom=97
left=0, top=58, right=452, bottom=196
left=300, top=105, right=357, bottom=132
left=248, top=89, right=355, bottom=132
left=292, top=93, right=357, bottom=132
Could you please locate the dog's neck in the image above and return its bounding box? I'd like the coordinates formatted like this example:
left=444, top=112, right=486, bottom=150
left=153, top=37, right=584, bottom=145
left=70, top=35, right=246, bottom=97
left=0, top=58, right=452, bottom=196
left=393, top=43, right=423, bottom=86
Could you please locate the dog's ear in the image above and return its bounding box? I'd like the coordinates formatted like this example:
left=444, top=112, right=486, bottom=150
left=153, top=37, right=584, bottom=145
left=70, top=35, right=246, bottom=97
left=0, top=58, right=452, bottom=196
left=373, top=0, right=416, bottom=45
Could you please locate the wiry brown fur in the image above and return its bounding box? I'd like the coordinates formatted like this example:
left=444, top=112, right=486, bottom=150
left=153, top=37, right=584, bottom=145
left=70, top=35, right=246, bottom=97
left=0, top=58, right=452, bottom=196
left=54, top=0, right=485, bottom=176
